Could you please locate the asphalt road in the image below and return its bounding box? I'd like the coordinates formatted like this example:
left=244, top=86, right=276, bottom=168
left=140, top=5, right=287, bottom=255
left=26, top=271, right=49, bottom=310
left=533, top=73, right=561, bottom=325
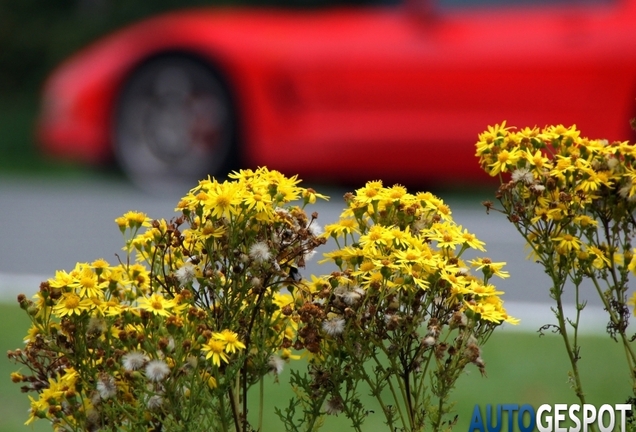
left=0, top=173, right=610, bottom=331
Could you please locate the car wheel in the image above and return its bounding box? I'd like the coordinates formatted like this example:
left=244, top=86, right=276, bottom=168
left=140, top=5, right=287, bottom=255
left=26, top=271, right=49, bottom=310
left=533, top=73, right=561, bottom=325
left=114, top=55, right=234, bottom=193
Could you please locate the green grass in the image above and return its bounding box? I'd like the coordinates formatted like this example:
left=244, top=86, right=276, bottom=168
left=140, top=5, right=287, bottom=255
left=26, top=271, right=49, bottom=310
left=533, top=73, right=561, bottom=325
left=1, top=302, right=629, bottom=432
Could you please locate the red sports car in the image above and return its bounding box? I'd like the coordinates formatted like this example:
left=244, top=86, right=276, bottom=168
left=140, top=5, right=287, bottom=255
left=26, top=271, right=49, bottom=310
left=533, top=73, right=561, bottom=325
left=36, top=0, right=636, bottom=190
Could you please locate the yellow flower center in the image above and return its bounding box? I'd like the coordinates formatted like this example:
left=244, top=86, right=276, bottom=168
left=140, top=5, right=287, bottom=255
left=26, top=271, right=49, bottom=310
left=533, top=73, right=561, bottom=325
left=208, top=340, right=225, bottom=354
left=81, top=277, right=95, bottom=289
left=215, top=195, right=231, bottom=208
left=224, top=333, right=239, bottom=344
left=369, top=232, right=382, bottom=241
left=359, top=261, right=375, bottom=272
left=64, top=294, right=80, bottom=309
left=497, top=151, right=510, bottom=163
left=405, top=252, right=419, bottom=261
left=364, top=189, right=378, bottom=198
left=437, top=204, right=450, bottom=215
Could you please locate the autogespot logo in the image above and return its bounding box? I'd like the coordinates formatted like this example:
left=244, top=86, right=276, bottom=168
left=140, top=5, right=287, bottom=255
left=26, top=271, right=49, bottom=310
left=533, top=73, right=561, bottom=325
left=469, top=404, right=632, bottom=432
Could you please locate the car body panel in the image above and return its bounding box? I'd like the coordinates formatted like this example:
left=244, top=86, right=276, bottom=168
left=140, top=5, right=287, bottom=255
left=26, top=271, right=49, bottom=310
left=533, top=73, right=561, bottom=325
left=37, top=0, right=636, bottom=185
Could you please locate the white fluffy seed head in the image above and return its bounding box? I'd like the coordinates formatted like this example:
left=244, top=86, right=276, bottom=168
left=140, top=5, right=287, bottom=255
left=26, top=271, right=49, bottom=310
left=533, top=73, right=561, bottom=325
left=322, top=317, right=345, bottom=336
left=249, top=242, right=272, bottom=263
left=268, top=355, right=285, bottom=375
left=96, top=374, right=117, bottom=400
left=145, top=359, right=170, bottom=382
left=175, top=262, right=196, bottom=286
left=122, top=351, right=148, bottom=371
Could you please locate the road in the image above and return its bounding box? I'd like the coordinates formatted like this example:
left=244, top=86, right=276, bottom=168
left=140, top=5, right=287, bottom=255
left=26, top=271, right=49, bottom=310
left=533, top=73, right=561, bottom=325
left=0, top=173, right=610, bottom=331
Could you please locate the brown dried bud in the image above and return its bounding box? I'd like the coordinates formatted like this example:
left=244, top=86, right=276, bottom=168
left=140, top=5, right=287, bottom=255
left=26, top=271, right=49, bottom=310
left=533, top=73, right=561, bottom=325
left=17, top=294, right=29, bottom=309
left=435, top=342, right=448, bottom=359
left=158, top=338, right=169, bottom=350
left=386, top=315, right=400, bottom=331
left=306, top=342, right=321, bottom=354
left=546, top=177, right=557, bottom=190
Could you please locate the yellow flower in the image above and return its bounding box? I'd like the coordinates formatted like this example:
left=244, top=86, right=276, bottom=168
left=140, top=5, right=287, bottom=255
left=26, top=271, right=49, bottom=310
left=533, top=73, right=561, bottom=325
left=23, top=324, right=42, bottom=342
left=469, top=258, right=509, bottom=279
left=137, top=293, right=176, bottom=317
left=52, top=292, right=91, bottom=317
left=69, top=264, right=107, bottom=299
left=459, top=227, right=486, bottom=251
left=273, top=292, right=294, bottom=309
left=394, top=247, right=426, bottom=265
left=323, top=219, right=359, bottom=238
left=542, top=124, right=580, bottom=142
left=524, top=149, right=551, bottom=172
left=475, top=122, right=511, bottom=157
left=243, top=190, right=272, bottom=214
left=384, top=184, right=408, bottom=201
left=213, top=330, right=246, bottom=354
left=302, top=188, right=329, bottom=204
left=552, top=234, right=582, bottom=253
left=200, top=371, right=218, bottom=389
left=128, top=263, right=150, bottom=290
left=119, top=211, right=151, bottom=229
left=355, top=180, right=384, bottom=204
left=429, top=222, right=462, bottom=250
left=204, top=181, right=241, bottom=219
left=550, top=155, right=575, bottom=179
left=488, top=148, right=521, bottom=175
left=573, top=215, right=597, bottom=228
left=202, top=339, right=229, bottom=366
left=199, top=220, right=227, bottom=239
left=280, top=348, right=301, bottom=361
left=359, top=225, right=392, bottom=250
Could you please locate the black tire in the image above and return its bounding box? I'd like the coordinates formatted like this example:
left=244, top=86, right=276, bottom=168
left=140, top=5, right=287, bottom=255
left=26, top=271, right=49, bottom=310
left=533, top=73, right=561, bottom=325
left=114, top=55, right=234, bottom=192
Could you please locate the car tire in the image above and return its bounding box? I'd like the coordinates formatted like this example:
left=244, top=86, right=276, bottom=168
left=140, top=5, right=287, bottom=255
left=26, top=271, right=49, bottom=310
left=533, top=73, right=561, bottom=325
left=114, top=55, right=235, bottom=193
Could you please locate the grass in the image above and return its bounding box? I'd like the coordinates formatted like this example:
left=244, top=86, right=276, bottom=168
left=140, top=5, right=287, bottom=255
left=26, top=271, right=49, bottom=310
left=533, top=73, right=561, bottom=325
left=1, top=302, right=630, bottom=432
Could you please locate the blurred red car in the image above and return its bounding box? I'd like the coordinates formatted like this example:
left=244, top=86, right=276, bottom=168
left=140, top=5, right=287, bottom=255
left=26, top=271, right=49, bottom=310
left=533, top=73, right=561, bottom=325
left=37, top=0, right=636, bottom=190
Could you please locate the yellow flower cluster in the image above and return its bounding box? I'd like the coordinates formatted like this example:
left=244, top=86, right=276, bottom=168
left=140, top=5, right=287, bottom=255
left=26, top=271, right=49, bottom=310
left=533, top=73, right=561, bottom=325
left=476, top=123, right=636, bottom=404
left=289, top=182, right=516, bottom=431
left=11, top=167, right=327, bottom=431
left=475, top=123, right=636, bottom=272
left=320, top=180, right=516, bottom=325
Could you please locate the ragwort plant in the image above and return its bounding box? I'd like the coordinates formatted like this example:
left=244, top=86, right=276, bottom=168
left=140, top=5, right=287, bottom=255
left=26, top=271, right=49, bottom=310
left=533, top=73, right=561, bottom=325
left=8, top=167, right=328, bottom=432
left=8, top=169, right=516, bottom=432
left=476, top=123, right=636, bottom=409
left=277, top=181, right=517, bottom=432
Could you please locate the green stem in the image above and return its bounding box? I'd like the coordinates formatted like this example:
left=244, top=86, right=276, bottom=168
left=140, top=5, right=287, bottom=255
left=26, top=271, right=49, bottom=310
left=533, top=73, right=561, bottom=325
left=371, top=350, right=409, bottom=432
left=553, top=279, right=587, bottom=406
left=589, top=273, right=636, bottom=383
left=378, top=343, right=412, bottom=428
